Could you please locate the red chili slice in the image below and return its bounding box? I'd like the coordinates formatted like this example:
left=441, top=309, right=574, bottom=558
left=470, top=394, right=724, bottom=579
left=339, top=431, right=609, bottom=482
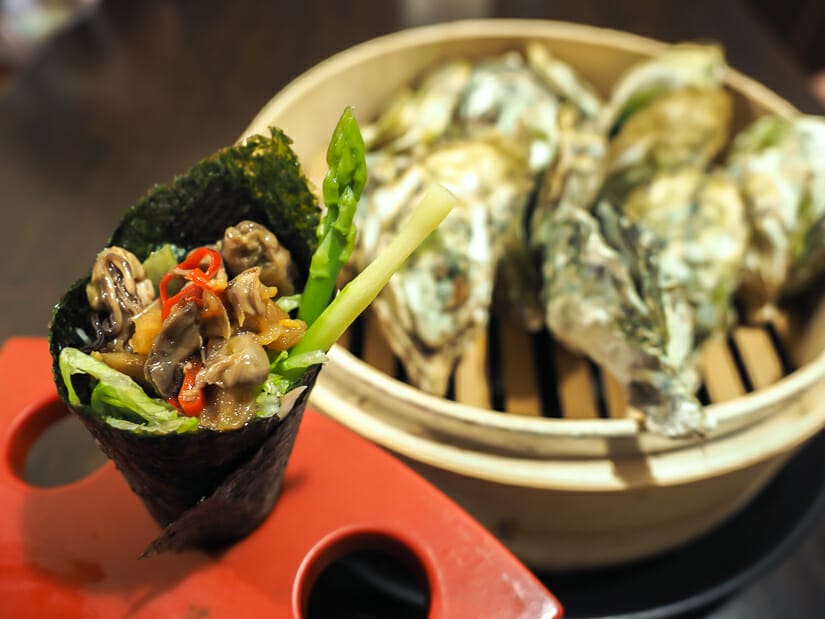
left=177, top=358, right=204, bottom=417
left=158, top=247, right=223, bottom=319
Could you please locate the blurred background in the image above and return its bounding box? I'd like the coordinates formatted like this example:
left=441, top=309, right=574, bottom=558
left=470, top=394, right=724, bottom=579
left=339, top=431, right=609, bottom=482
left=2, top=0, right=825, bottom=105
left=0, top=0, right=98, bottom=91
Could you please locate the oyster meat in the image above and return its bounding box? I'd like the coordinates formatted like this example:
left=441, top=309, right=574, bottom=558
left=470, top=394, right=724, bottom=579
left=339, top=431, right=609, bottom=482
left=600, top=43, right=726, bottom=134
left=623, top=168, right=749, bottom=339
left=603, top=88, right=732, bottom=204
left=357, top=138, right=533, bottom=395
left=534, top=197, right=707, bottom=437
left=725, top=114, right=825, bottom=320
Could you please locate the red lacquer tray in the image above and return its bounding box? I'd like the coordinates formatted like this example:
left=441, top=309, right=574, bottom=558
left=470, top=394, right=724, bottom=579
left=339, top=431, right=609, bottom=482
left=0, top=337, right=562, bottom=618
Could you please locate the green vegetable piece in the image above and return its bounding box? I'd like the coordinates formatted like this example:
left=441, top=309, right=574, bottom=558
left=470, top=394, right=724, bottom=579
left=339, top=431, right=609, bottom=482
left=279, top=350, right=328, bottom=372
left=142, top=244, right=180, bottom=287
left=298, top=107, right=367, bottom=325
left=59, top=347, right=198, bottom=433
left=287, top=184, right=457, bottom=371
left=255, top=372, right=293, bottom=419
left=275, top=293, right=301, bottom=313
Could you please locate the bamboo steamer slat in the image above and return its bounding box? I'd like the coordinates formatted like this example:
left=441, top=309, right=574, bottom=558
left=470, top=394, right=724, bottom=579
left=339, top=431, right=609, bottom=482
left=240, top=19, right=825, bottom=569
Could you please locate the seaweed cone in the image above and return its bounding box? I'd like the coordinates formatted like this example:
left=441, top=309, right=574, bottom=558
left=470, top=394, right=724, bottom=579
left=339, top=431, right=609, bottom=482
left=48, top=128, right=322, bottom=553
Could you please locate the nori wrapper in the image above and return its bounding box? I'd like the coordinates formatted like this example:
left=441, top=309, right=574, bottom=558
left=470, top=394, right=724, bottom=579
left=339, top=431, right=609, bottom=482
left=89, top=366, right=320, bottom=555
left=48, top=129, right=324, bottom=552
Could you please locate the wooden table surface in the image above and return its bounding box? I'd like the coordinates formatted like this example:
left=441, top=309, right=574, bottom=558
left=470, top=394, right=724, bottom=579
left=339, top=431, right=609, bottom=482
left=1, top=0, right=823, bottom=617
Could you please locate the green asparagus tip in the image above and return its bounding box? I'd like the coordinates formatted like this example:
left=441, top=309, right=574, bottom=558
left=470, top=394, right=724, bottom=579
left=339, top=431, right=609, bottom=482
left=298, top=107, right=367, bottom=326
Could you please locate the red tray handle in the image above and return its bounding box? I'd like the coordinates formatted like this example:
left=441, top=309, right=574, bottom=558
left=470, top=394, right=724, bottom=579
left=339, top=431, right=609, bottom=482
left=0, top=338, right=562, bottom=618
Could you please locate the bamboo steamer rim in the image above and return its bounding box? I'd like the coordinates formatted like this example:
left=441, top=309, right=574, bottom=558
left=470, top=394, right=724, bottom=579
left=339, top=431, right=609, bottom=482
left=243, top=18, right=797, bottom=136
left=321, top=338, right=825, bottom=440
left=310, top=361, right=825, bottom=490
left=241, top=19, right=825, bottom=488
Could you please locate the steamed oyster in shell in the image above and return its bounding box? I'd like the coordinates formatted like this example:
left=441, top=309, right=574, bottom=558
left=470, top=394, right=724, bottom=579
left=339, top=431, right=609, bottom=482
left=356, top=138, right=533, bottom=395
left=602, top=87, right=732, bottom=204
left=534, top=198, right=707, bottom=437
left=725, top=114, right=825, bottom=320
left=355, top=45, right=585, bottom=395
left=601, top=43, right=726, bottom=133
left=623, top=168, right=749, bottom=339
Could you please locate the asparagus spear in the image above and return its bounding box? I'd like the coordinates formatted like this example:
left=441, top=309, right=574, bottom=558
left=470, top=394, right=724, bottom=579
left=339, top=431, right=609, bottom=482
left=298, top=107, right=367, bottom=325
left=291, top=183, right=457, bottom=358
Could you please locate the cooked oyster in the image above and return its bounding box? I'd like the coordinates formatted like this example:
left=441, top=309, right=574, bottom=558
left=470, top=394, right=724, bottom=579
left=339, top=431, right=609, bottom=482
left=525, top=42, right=603, bottom=120
left=515, top=109, right=608, bottom=331
left=603, top=88, right=732, bottom=203
left=535, top=109, right=607, bottom=214
left=623, top=169, right=749, bottom=339
left=455, top=49, right=561, bottom=171
left=457, top=46, right=604, bottom=330
left=86, top=247, right=156, bottom=351
left=725, top=114, right=825, bottom=320
left=357, top=48, right=574, bottom=392
left=356, top=139, right=533, bottom=395
left=601, top=43, right=726, bottom=133
left=362, top=60, right=473, bottom=153
left=533, top=197, right=707, bottom=437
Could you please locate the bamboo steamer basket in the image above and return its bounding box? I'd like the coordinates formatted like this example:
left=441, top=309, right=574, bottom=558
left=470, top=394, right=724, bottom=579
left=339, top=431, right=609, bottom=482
left=241, top=19, right=825, bottom=569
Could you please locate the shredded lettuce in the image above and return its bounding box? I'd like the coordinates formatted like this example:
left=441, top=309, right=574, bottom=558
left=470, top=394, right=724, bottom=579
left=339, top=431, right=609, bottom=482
left=275, top=294, right=302, bottom=313
left=59, top=347, right=199, bottom=433
left=104, top=417, right=200, bottom=435
left=257, top=349, right=327, bottom=417
left=255, top=373, right=292, bottom=419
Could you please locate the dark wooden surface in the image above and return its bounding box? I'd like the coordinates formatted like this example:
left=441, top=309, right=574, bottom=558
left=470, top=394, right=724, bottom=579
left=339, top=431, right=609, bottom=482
left=0, top=0, right=823, bottom=616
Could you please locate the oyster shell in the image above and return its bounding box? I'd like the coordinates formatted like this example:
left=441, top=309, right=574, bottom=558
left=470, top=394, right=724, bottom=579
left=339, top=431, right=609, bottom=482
left=601, top=43, right=726, bottom=133
left=529, top=105, right=708, bottom=436
left=534, top=197, right=707, bottom=437
left=623, top=168, right=749, bottom=339
left=525, top=41, right=603, bottom=120
left=725, top=114, right=825, bottom=320
left=356, top=138, right=533, bottom=395
left=603, top=87, right=732, bottom=203
left=362, top=60, right=473, bottom=154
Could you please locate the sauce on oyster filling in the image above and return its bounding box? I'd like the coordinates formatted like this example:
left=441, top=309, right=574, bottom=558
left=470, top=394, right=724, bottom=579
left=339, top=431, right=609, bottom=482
left=88, top=220, right=306, bottom=431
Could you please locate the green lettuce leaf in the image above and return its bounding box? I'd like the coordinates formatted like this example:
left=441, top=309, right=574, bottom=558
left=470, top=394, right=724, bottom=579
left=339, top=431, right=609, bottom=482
left=59, top=347, right=198, bottom=433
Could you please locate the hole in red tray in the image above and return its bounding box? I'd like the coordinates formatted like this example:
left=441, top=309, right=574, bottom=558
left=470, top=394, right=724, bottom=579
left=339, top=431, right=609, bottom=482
left=7, top=397, right=108, bottom=487
left=299, top=530, right=430, bottom=619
